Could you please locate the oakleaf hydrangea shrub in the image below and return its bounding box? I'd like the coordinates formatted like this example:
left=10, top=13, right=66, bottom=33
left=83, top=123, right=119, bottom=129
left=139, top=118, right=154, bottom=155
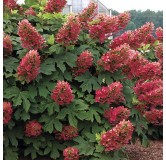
left=3, top=0, right=163, bottom=159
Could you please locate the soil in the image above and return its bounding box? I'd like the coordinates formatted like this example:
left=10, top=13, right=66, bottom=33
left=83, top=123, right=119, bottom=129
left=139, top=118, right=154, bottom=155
left=126, top=140, right=163, bottom=160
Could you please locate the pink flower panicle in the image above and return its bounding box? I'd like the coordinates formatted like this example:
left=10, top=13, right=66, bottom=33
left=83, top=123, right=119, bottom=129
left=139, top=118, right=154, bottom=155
left=25, top=7, right=36, bottom=16
left=144, top=34, right=156, bottom=45
left=89, top=12, right=130, bottom=43
left=17, top=50, right=41, bottom=83
left=144, top=109, right=163, bottom=125
left=18, top=19, right=45, bottom=50
left=51, top=81, right=74, bottom=105
left=73, top=50, right=93, bottom=76
left=55, top=126, right=78, bottom=141
left=3, top=33, right=13, bottom=56
left=122, top=51, right=149, bottom=79
left=155, top=43, right=163, bottom=64
left=104, top=106, right=130, bottom=125
left=117, top=12, right=130, bottom=30
left=4, top=0, right=19, bottom=10
left=56, top=15, right=81, bottom=46
left=63, top=147, right=79, bottom=160
left=25, top=120, right=42, bottom=137
left=45, top=0, right=67, bottom=13
left=95, top=82, right=125, bottom=104
left=110, top=22, right=154, bottom=49
left=98, top=43, right=131, bottom=73
left=78, top=2, right=97, bottom=29
left=3, top=102, right=13, bottom=124
left=155, top=27, right=163, bottom=42
left=100, top=120, right=134, bottom=151
left=134, top=79, right=163, bottom=107
left=135, top=62, right=162, bottom=81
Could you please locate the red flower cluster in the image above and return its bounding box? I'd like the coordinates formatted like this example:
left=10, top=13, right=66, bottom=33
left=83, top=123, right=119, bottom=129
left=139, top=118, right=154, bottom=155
left=134, top=79, right=163, bottom=107
left=104, top=106, right=130, bottom=125
left=3, top=33, right=13, bottom=56
left=55, top=126, right=78, bottom=141
left=45, top=0, right=67, bottom=13
left=110, top=22, right=154, bottom=49
left=100, top=120, right=134, bottom=151
left=51, top=81, right=74, bottom=105
left=78, top=2, right=97, bottom=29
left=73, top=50, right=93, bottom=76
left=155, top=43, right=163, bottom=64
left=89, top=12, right=130, bottom=43
left=63, top=147, right=79, bottom=160
left=98, top=43, right=131, bottom=73
left=17, top=50, right=41, bottom=83
left=95, top=82, right=125, bottom=104
left=144, top=109, right=163, bottom=125
left=122, top=51, right=149, bottom=79
left=135, top=62, right=162, bottom=81
left=3, top=102, right=13, bottom=124
left=25, top=7, right=36, bottom=16
left=155, top=27, right=163, bottom=42
left=18, top=19, right=45, bottom=50
left=143, top=34, right=156, bottom=45
left=3, top=0, right=18, bottom=10
left=117, top=12, right=131, bottom=30
left=56, top=15, right=81, bottom=46
left=25, top=120, right=42, bottom=137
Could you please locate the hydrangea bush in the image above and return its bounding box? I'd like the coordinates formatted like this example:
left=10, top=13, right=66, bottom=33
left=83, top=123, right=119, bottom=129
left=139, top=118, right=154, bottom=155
left=3, top=0, right=163, bottom=159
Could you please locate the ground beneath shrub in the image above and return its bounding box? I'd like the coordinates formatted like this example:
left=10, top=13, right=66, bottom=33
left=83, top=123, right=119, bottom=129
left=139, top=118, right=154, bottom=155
left=126, top=139, right=163, bottom=160
left=20, top=140, right=163, bottom=160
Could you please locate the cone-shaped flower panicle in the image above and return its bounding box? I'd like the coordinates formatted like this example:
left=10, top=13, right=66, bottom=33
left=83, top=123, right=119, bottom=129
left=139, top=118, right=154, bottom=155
left=55, top=125, right=78, bottom=141
left=104, top=106, right=130, bottom=125
left=56, top=15, right=81, bottom=46
left=98, top=43, right=131, bottom=73
left=117, top=11, right=130, bottom=30
left=78, top=2, right=97, bottom=29
left=45, top=0, right=67, bottom=13
left=110, top=22, right=154, bottom=49
left=73, top=50, right=93, bottom=76
left=122, top=51, right=149, bottom=79
left=100, top=120, right=134, bottom=151
left=134, top=79, right=163, bottom=107
left=25, top=120, right=42, bottom=137
left=89, top=12, right=130, bottom=43
left=144, top=109, right=163, bottom=125
left=17, top=50, right=41, bottom=83
left=25, top=7, right=36, bottom=16
left=155, top=27, right=163, bottom=42
left=3, top=33, right=13, bottom=56
left=3, top=102, right=13, bottom=124
left=63, top=147, right=79, bottom=160
left=135, top=62, right=162, bottom=81
left=3, top=0, right=19, bottom=10
left=18, top=19, right=45, bottom=50
left=51, top=81, right=74, bottom=105
left=95, top=82, right=125, bottom=104
left=143, top=34, right=156, bottom=45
